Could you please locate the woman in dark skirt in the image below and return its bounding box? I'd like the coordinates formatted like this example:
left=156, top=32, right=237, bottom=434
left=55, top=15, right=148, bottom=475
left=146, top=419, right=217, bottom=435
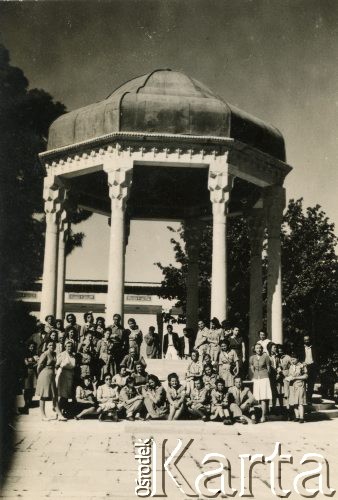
left=35, top=341, right=65, bottom=421
left=22, top=341, right=39, bottom=414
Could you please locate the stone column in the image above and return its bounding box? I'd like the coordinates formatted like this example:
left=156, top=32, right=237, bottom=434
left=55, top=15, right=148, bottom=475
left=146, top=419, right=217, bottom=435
left=40, top=179, right=66, bottom=321
left=264, top=185, right=286, bottom=344
left=185, top=219, right=202, bottom=332
left=247, top=207, right=265, bottom=352
left=105, top=165, right=133, bottom=323
left=56, top=211, right=69, bottom=320
left=208, top=161, right=233, bottom=321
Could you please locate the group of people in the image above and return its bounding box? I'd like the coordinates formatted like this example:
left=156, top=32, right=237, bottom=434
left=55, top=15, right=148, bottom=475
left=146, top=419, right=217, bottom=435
left=20, top=311, right=324, bottom=424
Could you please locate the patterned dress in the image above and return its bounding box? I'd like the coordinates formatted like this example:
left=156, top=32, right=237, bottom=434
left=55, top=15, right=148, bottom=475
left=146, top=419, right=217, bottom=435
left=218, top=349, right=238, bottom=388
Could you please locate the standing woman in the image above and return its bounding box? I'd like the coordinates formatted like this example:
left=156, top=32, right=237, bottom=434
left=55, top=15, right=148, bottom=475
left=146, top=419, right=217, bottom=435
left=208, top=318, right=222, bottom=364
left=35, top=341, right=64, bottom=421
left=218, top=340, right=239, bottom=389
left=127, top=318, right=143, bottom=356
left=44, top=315, right=56, bottom=335
left=22, top=341, right=39, bottom=414
left=250, top=343, right=272, bottom=423
left=286, top=352, right=308, bottom=423
left=229, top=327, right=246, bottom=377
left=56, top=340, right=76, bottom=419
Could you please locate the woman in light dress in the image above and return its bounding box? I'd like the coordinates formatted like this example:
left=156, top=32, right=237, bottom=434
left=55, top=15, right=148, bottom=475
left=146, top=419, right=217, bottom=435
left=285, top=352, right=308, bottom=423
left=35, top=341, right=64, bottom=421
left=249, top=342, right=272, bottom=423
left=56, top=340, right=76, bottom=419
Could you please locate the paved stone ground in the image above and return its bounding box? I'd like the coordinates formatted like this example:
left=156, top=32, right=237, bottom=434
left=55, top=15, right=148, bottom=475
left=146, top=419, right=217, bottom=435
left=1, top=403, right=338, bottom=499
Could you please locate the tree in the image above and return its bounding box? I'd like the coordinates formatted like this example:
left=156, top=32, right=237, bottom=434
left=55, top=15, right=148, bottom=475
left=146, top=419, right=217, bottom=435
left=156, top=215, right=250, bottom=329
left=0, top=44, right=90, bottom=481
left=156, top=199, right=338, bottom=358
left=281, top=199, right=338, bottom=356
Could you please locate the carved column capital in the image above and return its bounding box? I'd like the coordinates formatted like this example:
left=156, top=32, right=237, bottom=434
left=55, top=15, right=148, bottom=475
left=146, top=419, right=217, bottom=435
left=43, top=177, right=67, bottom=225
left=106, top=168, right=133, bottom=211
left=208, top=161, right=234, bottom=221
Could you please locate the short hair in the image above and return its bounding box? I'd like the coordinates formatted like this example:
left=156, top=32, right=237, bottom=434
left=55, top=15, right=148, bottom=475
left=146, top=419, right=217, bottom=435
left=64, top=340, right=73, bottom=347
left=45, top=315, right=55, bottom=322
left=149, top=326, right=155, bottom=332
left=167, top=324, right=173, bottom=330
left=113, top=313, right=121, bottom=320
left=128, top=317, right=136, bottom=323
left=66, top=313, right=76, bottom=322
left=191, top=349, right=199, bottom=358
left=220, top=339, right=230, bottom=348
left=96, top=316, right=105, bottom=323
left=215, top=378, right=225, bottom=386
left=203, top=363, right=213, bottom=373
left=194, top=376, right=203, bottom=386
left=125, top=376, right=134, bottom=385
left=234, top=375, right=242, bottom=382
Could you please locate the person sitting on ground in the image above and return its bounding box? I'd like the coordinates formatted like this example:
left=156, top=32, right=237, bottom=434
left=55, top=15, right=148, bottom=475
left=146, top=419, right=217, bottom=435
left=167, top=372, right=186, bottom=421
left=185, top=377, right=210, bottom=422
left=285, top=352, right=308, bottom=424
left=132, top=361, right=148, bottom=392
left=185, top=350, right=203, bottom=394
left=120, top=346, right=147, bottom=374
left=202, top=363, right=217, bottom=391
left=112, top=365, right=129, bottom=388
left=142, top=374, right=168, bottom=420
left=210, top=378, right=232, bottom=424
left=227, top=376, right=256, bottom=425
left=144, top=326, right=160, bottom=359
left=74, top=375, right=99, bottom=420
left=96, top=374, right=121, bottom=421
left=119, top=376, right=144, bottom=421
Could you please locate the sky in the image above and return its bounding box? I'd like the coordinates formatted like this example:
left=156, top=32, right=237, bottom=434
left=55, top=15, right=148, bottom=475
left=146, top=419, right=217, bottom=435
left=1, top=0, right=337, bottom=282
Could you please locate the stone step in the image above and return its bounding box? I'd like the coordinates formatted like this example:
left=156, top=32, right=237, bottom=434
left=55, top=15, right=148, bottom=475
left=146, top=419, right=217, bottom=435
left=146, top=359, right=190, bottom=381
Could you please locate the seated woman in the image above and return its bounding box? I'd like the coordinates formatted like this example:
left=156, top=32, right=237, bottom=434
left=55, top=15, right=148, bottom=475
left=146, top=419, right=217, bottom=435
left=285, top=352, right=308, bottom=424
left=119, top=376, right=144, bottom=421
left=112, top=365, right=128, bottom=388
left=142, top=374, right=168, bottom=420
left=74, top=375, right=99, bottom=420
left=210, top=378, right=232, bottom=424
left=227, top=376, right=256, bottom=424
left=96, top=374, right=121, bottom=421
left=120, top=347, right=147, bottom=375
left=132, top=361, right=148, bottom=392
left=167, top=372, right=186, bottom=421
left=185, top=350, right=203, bottom=394
left=185, top=377, right=210, bottom=422
left=202, top=363, right=217, bottom=391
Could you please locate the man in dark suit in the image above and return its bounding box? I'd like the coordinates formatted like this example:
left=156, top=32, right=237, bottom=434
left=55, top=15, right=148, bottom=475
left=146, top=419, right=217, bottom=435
left=163, top=324, right=180, bottom=360
left=299, top=335, right=318, bottom=404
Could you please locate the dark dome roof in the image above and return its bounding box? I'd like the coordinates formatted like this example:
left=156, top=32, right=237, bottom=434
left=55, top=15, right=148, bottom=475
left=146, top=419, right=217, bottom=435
left=47, top=69, right=285, bottom=161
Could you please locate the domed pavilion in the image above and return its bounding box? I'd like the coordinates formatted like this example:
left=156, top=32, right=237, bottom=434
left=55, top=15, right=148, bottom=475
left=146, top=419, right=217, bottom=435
left=39, top=69, right=292, bottom=346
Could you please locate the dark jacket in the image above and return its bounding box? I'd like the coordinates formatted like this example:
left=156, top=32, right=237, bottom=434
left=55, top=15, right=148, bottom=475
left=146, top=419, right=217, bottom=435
left=163, top=332, right=180, bottom=355
left=298, top=344, right=318, bottom=365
